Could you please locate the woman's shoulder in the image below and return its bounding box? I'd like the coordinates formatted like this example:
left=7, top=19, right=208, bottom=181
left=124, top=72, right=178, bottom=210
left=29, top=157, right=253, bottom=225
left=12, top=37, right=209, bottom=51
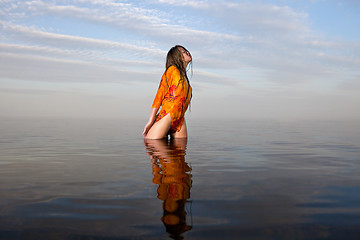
left=167, top=65, right=180, bottom=73
left=166, top=65, right=181, bottom=78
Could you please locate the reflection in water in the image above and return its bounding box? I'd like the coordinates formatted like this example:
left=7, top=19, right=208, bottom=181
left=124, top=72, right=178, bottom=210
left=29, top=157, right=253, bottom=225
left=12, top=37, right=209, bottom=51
left=144, top=138, right=192, bottom=240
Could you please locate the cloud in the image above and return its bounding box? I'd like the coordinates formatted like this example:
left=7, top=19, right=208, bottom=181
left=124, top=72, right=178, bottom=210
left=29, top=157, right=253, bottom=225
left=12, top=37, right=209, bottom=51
left=0, top=21, right=164, bottom=58
left=0, top=42, right=160, bottom=70
left=0, top=52, right=160, bottom=84
left=1, top=0, right=359, bottom=87
left=149, top=1, right=360, bottom=85
left=0, top=0, right=359, bottom=120
left=153, top=0, right=208, bottom=8
left=1, top=1, right=240, bottom=48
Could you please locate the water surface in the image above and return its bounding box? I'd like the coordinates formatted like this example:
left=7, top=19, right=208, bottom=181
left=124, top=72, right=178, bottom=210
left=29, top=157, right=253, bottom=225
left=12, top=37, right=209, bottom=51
left=1, top=118, right=360, bottom=239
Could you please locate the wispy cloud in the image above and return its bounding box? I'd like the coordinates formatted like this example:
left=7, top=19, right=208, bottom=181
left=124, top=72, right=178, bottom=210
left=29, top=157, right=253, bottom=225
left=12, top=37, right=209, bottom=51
left=0, top=21, right=164, bottom=57
left=0, top=0, right=359, bottom=119
left=1, top=0, right=359, bottom=86
left=0, top=51, right=161, bottom=84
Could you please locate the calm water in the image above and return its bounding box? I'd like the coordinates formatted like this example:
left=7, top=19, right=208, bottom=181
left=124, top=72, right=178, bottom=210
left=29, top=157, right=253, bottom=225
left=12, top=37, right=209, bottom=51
left=1, top=118, right=360, bottom=240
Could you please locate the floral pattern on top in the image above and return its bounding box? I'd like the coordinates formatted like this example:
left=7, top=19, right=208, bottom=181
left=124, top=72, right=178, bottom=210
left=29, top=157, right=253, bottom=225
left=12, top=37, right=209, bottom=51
left=152, top=65, right=192, bottom=133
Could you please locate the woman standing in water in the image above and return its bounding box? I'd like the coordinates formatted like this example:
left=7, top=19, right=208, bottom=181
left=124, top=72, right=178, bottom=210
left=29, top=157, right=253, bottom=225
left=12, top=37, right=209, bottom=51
left=143, top=45, right=192, bottom=139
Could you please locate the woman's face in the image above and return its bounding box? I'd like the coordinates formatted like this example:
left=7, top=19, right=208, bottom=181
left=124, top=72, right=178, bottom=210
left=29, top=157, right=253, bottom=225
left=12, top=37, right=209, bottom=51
left=179, top=47, right=192, bottom=66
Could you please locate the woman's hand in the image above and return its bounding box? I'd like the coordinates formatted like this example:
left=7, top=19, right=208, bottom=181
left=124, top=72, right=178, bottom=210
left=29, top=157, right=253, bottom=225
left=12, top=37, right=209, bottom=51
left=143, top=108, right=159, bottom=137
left=142, top=121, right=154, bottom=136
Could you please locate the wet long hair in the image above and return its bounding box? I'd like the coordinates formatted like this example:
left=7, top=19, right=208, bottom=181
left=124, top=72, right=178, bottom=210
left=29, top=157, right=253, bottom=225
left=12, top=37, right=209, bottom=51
left=166, top=45, right=192, bottom=80
left=165, top=45, right=192, bottom=108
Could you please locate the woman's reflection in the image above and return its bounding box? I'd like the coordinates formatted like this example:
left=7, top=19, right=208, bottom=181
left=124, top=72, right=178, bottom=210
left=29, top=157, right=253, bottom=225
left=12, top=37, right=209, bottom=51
left=144, top=138, right=192, bottom=239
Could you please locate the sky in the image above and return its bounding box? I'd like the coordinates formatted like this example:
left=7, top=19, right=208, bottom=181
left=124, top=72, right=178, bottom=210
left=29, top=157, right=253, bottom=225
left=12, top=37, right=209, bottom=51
left=1, top=0, right=359, bottom=120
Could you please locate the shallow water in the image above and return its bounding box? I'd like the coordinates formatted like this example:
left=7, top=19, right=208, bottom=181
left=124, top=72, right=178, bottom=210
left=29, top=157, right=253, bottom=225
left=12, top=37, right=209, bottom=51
left=1, top=118, right=360, bottom=239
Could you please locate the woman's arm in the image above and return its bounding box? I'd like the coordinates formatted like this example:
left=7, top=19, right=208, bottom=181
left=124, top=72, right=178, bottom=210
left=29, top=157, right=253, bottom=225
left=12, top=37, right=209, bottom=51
left=143, top=69, right=169, bottom=136
left=142, top=107, right=159, bottom=136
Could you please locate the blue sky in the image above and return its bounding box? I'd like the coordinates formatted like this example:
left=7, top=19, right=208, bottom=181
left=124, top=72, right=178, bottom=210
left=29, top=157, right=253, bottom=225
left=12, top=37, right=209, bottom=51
left=1, top=0, right=359, bottom=120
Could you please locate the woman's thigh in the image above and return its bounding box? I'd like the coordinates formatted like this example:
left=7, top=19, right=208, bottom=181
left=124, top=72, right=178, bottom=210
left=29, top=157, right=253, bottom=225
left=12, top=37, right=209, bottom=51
left=146, top=113, right=172, bottom=139
left=171, top=119, right=188, bottom=139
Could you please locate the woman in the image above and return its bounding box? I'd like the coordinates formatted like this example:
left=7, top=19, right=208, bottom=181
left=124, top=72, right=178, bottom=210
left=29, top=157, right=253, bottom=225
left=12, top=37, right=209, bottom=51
left=143, top=45, right=192, bottom=139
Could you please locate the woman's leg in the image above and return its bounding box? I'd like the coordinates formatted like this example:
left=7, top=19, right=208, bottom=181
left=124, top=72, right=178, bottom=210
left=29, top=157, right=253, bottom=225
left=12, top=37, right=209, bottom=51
left=145, top=113, right=172, bottom=139
left=171, top=119, right=188, bottom=139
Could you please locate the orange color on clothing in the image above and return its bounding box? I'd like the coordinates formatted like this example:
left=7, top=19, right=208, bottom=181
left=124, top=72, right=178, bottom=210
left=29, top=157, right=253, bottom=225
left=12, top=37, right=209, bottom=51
left=150, top=145, right=192, bottom=201
left=152, top=65, right=192, bottom=133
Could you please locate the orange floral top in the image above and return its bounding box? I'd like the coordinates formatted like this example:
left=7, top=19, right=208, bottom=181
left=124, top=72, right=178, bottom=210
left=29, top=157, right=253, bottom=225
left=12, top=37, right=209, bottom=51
left=152, top=65, right=192, bottom=133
